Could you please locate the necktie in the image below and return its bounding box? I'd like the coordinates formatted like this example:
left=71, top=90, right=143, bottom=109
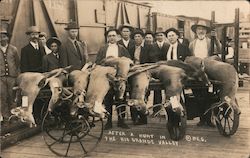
left=170, top=46, right=174, bottom=60
left=54, top=53, right=59, bottom=59
left=74, top=41, right=82, bottom=61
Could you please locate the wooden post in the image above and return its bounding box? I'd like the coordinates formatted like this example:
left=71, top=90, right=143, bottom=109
left=234, top=8, right=240, bottom=72
left=221, top=27, right=227, bottom=62
left=210, top=11, right=215, bottom=54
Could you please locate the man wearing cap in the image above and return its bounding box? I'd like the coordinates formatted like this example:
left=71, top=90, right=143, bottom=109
left=39, top=32, right=52, bottom=55
left=60, top=22, right=88, bottom=70
left=165, top=27, right=190, bottom=61
left=21, top=26, right=45, bottom=73
left=0, top=28, right=19, bottom=122
left=189, top=21, right=221, bottom=59
left=144, top=30, right=154, bottom=45
left=42, top=37, right=62, bottom=72
left=96, top=28, right=131, bottom=130
left=117, top=24, right=135, bottom=59
left=178, top=29, right=189, bottom=48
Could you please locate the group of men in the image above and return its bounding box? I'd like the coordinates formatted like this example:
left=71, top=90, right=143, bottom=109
left=0, top=20, right=221, bottom=129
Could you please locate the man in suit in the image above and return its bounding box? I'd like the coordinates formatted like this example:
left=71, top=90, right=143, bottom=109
left=0, top=28, right=19, bottom=123
left=42, top=37, right=62, bottom=72
left=117, top=24, right=135, bottom=59
left=178, top=28, right=190, bottom=48
left=189, top=21, right=221, bottom=59
left=21, top=26, right=45, bottom=73
left=96, top=28, right=131, bottom=130
left=165, top=28, right=191, bottom=61
left=146, top=27, right=170, bottom=115
left=60, top=22, right=88, bottom=70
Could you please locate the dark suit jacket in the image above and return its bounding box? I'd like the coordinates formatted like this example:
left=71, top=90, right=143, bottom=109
left=42, top=52, right=61, bottom=72
left=136, top=44, right=151, bottom=64
left=118, top=39, right=135, bottom=59
left=20, top=43, right=45, bottom=73
left=146, top=42, right=170, bottom=63
left=166, top=42, right=191, bottom=61
left=60, top=38, right=88, bottom=70
left=178, top=38, right=190, bottom=48
left=95, top=44, right=131, bottom=64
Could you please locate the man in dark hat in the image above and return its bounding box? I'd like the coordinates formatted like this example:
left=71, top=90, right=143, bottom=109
left=95, top=27, right=131, bottom=130
left=165, top=27, right=191, bottom=61
left=117, top=23, right=136, bottom=59
left=178, top=28, right=189, bottom=48
left=60, top=22, right=88, bottom=70
left=0, top=28, right=19, bottom=122
left=42, top=37, right=62, bottom=72
left=144, top=30, right=154, bottom=45
left=21, top=26, right=45, bottom=73
left=189, top=21, right=221, bottom=58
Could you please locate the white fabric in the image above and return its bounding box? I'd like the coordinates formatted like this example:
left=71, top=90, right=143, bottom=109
left=167, top=42, right=178, bottom=60
left=106, top=43, right=119, bottom=58
left=178, top=38, right=183, bottom=44
left=0, top=44, right=8, bottom=53
left=156, top=41, right=164, bottom=48
left=44, top=45, right=52, bottom=54
left=194, top=39, right=208, bottom=59
left=134, top=46, right=141, bottom=64
left=122, top=39, right=130, bottom=48
left=30, top=41, right=39, bottom=50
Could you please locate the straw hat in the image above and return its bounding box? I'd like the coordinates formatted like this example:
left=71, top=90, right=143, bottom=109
left=191, top=21, right=211, bottom=33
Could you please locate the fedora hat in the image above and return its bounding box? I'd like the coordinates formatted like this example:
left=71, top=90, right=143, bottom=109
left=46, top=37, right=61, bottom=48
left=132, top=28, right=145, bottom=38
left=155, top=27, right=165, bottom=35
left=26, top=26, right=40, bottom=35
left=105, top=27, right=120, bottom=37
left=64, top=22, right=80, bottom=30
left=191, top=21, right=211, bottom=33
left=0, top=27, right=10, bottom=37
left=165, top=27, right=180, bottom=36
left=118, top=23, right=134, bottom=32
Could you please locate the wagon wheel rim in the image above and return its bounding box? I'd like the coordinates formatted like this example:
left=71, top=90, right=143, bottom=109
left=214, top=102, right=240, bottom=136
left=42, top=110, right=103, bottom=157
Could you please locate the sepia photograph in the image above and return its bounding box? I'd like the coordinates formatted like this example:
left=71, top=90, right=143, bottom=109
left=0, top=0, right=249, bottom=157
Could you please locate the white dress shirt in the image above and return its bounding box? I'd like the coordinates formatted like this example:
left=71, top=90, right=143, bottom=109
left=0, top=44, right=8, bottom=53
left=106, top=43, right=119, bottom=58
left=167, top=42, right=178, bottom=60
left=44, top=45, right=52, bottom=54
left=134, top=42, right=144, bottom=64
left=194, top=39, right=208, bottom=59
left=122, top=39, right=130, bottom=48
left=30, top=41, right=39, bottom=50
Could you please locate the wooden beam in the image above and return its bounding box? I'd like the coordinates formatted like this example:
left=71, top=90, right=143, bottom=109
left=8, top=0, right=20, bottom=42
left=234, top=8, right=240, bottom=72
left=210, top=11, right=215, bottom=54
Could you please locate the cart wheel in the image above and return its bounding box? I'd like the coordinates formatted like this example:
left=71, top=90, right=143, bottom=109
left=214, top=101, right=240, bottom=136
left=165, top=105, right=187, bottom=141
left=42, top=108, right=103, bottom=157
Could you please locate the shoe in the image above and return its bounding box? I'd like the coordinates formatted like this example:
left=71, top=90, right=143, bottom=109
left=104, top=122, right=112, bottom=130
left=117, top=121, right=130, bottom=129
left=134, top=119, right=147, bottom=125
left=197, top=120, right=206, bottom=126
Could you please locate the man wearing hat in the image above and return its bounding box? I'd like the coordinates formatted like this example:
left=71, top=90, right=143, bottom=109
left=42, top=37, right=62, bottom=72
left=144, top=30, right=154, bottom=45
left=178, top=28, right=189, bottom=48
left=189, top=21, right=221, bottom=59
left=60, top=22, right=88, bottom=70
left=0, top=28, right=19, bottom=122
left=165, top=27, right=191, bottom=61
left=21, top=26, right=45, bottom=73
left=39, top=32, right=52, bottom=55
left=117, top=23, right=136, bottom=59
left=96, top=27, right=131, bottom=130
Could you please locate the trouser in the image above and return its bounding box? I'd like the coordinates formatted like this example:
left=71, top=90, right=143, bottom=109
left=130, top=107, right=147, bottom=123
left=104, top=89, right=126, bottom=123
left=0, top=76, right=16, bottom=119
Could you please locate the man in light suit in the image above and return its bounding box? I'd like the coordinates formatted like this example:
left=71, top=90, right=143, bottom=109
left=60, top=22, right=88, bottom=70
left=165, top=28, right=191, bottom=61
left=96, top=28, right=131, bottom=130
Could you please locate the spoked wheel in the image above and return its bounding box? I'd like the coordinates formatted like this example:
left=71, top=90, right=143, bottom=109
left=214, top=101, right=240, bottom=136
left=165, top=105, right=187, bottom=141
left=42, top=108, right=103, bottom=157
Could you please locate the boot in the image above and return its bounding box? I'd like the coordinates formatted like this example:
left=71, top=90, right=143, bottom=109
left=117, top=118, right=130, bottom=129
left=104, top=116, right=112, bottom=130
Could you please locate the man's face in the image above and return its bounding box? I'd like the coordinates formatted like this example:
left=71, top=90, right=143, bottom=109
left=196, top=26, right=207, bottom=40
left=107, top=31, right=118, bottom=44
left=145, top=34, right=154, bottom=44
left=39, top=36, right=46, bottom=46
left=121, top=28, right=131, bottom=40
left=68, top=29, right=79, bottom=39
left=167, top=31, right=178, bottom=44
left=0, top=34, right=9, bottom=46
left=29, top=32, right=39, bottom=42
left=155, top=33, right=165, bottom=42
left=50, top=42, right=58, bottom=52
left=134, top=34, right=143, bottom=46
